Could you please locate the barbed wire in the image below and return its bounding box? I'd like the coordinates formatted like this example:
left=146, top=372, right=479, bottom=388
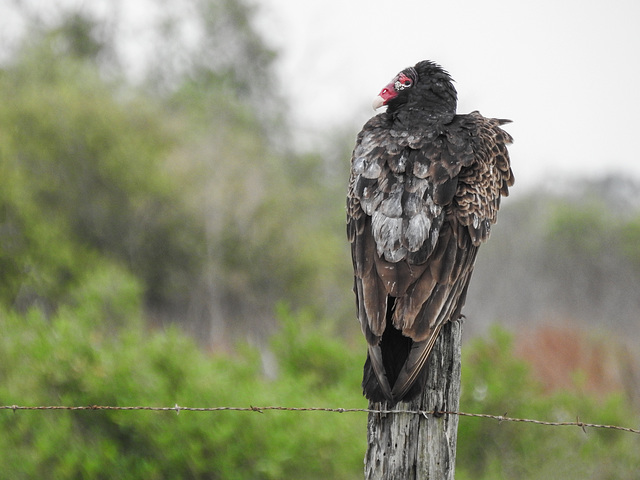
left=2, top=404, right=639, bottom=435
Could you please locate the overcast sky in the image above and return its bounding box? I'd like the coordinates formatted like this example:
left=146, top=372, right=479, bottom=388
left=256, top=0, right=640, bottom=190
left=3, top=0, right=639, bottom=191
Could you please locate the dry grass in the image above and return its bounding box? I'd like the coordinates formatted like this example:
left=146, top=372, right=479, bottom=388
left=513, top=324, right=640, bottom=405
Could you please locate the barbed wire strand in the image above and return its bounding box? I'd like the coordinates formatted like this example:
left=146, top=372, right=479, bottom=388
left=1, top=404, right=639, bottom=435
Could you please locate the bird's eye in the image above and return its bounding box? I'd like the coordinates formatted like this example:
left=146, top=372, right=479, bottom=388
left=395, top=73, right=413, bottom=90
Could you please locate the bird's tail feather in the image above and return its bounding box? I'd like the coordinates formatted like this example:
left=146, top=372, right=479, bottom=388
left=362, top=352, right=392, bottom=403
left=390, top=324, right=443, bottom=401
left=362, top=321, right=436, bottom=404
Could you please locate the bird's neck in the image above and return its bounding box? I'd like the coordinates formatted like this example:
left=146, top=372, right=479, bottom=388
left=389, top=93, right=456, bottom=129
left=390, top=107, right=455, bottom=130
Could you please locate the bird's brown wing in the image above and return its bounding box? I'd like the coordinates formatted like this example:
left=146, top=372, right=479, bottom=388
left=348, top=112, right=513, bottom=403
left=453, top=112, right=515, bottom=246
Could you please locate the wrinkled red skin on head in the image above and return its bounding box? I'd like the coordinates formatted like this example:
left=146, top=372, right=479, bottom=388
left=377, top=72, right=414, bottom=106
left=377, top=81, right=398, bottom=105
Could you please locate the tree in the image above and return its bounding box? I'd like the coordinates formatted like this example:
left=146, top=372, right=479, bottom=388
left=0, top=32, right=205, bottom=314
left=0, top=3, right=356, bottom=345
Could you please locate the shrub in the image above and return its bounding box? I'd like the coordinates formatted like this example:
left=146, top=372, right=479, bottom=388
left=0, top=296, right=367, bottom=479
left=457, top=326, right=640, bottom=480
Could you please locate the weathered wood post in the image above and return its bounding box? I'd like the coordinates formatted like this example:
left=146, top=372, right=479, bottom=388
left=364, top=319, right=462, bottom=480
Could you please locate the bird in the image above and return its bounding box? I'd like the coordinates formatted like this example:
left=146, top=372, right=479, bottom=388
left=347, top=60, right=514, bottom=404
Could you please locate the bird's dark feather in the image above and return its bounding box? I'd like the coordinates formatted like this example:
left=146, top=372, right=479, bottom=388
left=347, top=61, right=513, bottom=404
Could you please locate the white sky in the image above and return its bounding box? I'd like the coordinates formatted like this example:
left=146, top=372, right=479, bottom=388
left=3, top=0, right=640, bottom=191
left=256, top=0, right=640, bottom=190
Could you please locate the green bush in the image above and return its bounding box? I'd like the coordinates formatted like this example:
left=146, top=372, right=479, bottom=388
left=0, top=290, right=367, bottom=479
left=2, top=292, right=639, bottom=479
left=457, top=326, right=640, bottom=480
left=0, top=23, right=354, bottom=334
left=0, top=40, right=206, bottom=313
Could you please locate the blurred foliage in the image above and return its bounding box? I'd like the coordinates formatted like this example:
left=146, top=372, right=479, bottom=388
left=546, top=200, right=612, bottom=257
left=1, top=2, right=640, bottom=478
left=465, top=178, right=640, bottom=337
left=1, top=294, right=638, bottom=478
left=0, top=38, right=206, bottom=313
left=143, top=0, right=278, bottom=115
left=0, top=3, right=353, bottom=341
left=457, top=326, right=640, bottom=480
left=544, top=192, right=640, bottom=267
left=619, top=215, right=640, bottom=266
left=0, top=277, right=367, bottom=479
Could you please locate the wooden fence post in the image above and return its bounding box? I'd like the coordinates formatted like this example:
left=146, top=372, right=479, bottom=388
left=364, top=319, right=462, bottom=480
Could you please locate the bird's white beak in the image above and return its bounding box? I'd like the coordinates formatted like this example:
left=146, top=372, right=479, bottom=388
left=372, top=81, right=398, bottom=110
left=372, top=95, right=386, bottom=110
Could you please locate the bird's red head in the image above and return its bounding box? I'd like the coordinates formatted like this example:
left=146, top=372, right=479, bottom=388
left=373, top=67, right=418, bottom=110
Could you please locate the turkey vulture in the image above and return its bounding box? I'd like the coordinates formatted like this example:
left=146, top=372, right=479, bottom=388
left=347, top=60, right=514, bottom=404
